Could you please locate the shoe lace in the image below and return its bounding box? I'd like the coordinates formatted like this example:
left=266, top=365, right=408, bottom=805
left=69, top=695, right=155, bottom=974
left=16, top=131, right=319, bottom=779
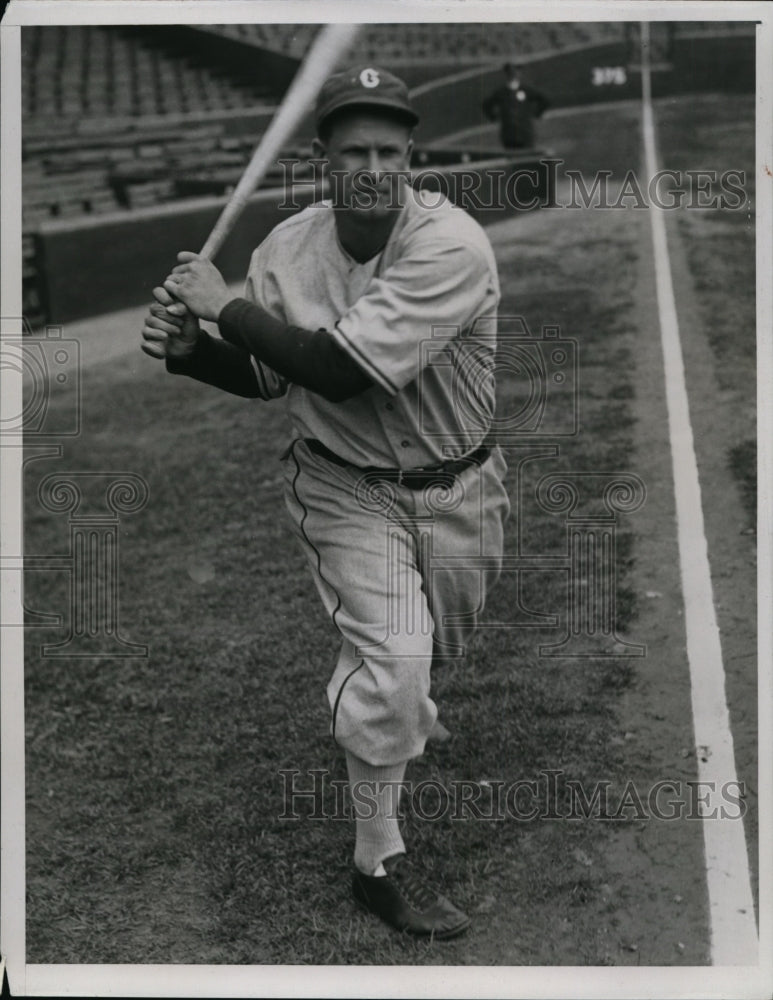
left=392, top=867, right=438, bottom=912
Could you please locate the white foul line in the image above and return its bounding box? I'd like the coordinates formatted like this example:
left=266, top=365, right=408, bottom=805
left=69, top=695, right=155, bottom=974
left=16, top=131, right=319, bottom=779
left=639, top=22, right=758, bottom=966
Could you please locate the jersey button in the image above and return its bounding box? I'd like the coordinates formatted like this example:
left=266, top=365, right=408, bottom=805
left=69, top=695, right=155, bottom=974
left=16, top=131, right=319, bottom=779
left=401, top=440, right=410, bottom=448
left=385, top=403, right=394, bottom=411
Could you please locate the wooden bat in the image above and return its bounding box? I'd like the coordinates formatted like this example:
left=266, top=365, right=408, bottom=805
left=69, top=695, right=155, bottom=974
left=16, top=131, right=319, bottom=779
left=199, top=23, right=361, bottom=260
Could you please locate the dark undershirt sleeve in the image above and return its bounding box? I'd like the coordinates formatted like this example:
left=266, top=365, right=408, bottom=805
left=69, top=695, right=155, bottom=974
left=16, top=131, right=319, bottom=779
left=165, top=330, right=262, bottom=398
left=217, top=297, right=374, bottom=403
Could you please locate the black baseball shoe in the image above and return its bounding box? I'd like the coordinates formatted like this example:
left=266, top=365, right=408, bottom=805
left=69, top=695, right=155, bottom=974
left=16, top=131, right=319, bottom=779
left=352, top=855, right=470, bottom=939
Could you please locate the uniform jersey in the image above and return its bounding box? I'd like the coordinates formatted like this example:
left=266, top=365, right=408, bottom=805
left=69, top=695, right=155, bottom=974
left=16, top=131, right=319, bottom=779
left=245, top=188, right=500, bottom=469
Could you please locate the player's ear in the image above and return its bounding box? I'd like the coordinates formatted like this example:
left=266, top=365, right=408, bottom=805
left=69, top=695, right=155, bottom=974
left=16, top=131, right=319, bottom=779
left=312, top=137, right=326, bottom=160
left=406, top=138, right=414, bottom=164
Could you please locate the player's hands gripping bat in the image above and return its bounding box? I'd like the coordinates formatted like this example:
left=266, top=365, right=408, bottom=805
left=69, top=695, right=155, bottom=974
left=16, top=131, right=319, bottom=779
left=140, top=285, right=200, bottom=360
left=163, top=252, right=231, bottom=321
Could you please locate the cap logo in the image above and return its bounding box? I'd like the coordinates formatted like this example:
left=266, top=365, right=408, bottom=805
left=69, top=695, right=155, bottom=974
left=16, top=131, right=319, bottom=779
left=359, top=68, right=381, bottom=88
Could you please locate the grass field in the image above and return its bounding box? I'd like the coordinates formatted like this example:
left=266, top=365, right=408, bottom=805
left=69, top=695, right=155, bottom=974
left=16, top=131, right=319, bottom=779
left=655, top=93, right=756, bottom=525
left=23, top=93, right=756, bottom=966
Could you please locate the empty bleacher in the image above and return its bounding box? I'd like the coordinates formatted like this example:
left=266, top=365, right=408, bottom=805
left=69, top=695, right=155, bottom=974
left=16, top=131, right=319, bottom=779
left=21, top=24, right=286, bottom=323
left=21, top=25, right=282, bottom=230
left=22, top=25, right=275, bottom=125
left=195, top=22, right=625, bottom=65
left=21, top=22, right=626, bottom=232
left=198, top=23, right=321, bottom=60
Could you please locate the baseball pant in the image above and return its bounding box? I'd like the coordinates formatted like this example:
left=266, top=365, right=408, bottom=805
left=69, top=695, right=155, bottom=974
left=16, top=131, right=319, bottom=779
left=282, top=440, right=510, bottom=766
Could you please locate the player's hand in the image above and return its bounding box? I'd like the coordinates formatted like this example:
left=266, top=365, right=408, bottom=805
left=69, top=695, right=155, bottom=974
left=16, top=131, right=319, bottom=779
left=141, top=285, right=201, bottom=360
left=163, top=252, right=233, bottom=322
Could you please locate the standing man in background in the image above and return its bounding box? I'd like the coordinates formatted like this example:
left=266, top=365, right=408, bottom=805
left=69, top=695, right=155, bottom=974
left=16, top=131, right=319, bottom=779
left=141, top=65, right=509, bottom=940
left=482, top=62, right=550, bottom=149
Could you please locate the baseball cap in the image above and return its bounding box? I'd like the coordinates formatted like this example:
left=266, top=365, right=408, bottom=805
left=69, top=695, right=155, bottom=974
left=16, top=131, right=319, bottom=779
left=315, top=65, right=419, bottom=133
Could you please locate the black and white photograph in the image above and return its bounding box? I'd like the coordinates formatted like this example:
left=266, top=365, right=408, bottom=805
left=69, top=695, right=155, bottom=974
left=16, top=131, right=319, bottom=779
left=0, top=1, right=770, bottom=996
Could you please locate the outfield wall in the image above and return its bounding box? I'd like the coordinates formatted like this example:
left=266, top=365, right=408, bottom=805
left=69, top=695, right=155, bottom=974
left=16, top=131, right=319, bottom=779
left=411, top=43, right=635, bottom=144
left=37, top=189, right=314, bottom=324
left=410, top=33, right=754, bottom=142
left=653, top=34, right=755, bottom=96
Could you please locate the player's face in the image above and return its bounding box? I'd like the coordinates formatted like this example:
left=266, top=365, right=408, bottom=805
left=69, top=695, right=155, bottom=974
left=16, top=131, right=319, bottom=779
left=315, top=113, right=414, bottom=218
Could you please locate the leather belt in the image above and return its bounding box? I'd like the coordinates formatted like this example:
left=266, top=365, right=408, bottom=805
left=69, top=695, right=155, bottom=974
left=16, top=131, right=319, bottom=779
left=304, top=438, right=491, bottom=490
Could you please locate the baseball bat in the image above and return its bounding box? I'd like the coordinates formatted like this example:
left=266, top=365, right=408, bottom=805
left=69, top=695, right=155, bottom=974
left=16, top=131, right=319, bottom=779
left=199, top=23, right=361, bottom=260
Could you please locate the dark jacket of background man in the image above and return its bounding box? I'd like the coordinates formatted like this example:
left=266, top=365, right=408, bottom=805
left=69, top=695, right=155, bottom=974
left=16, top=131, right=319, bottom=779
left=482, top=65, right=550, bottom=149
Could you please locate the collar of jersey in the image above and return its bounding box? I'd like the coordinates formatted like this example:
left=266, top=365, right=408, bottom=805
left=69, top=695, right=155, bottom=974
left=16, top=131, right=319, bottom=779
left=331, top=204, right=407, bottom=269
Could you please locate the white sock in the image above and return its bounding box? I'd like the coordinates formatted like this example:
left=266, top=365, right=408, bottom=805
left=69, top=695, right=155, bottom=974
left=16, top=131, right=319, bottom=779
left=346, top=751, right=407, bottom=876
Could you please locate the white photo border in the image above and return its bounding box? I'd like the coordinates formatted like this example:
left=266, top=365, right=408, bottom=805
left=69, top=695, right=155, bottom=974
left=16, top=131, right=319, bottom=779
left=1, top=2, right=771, bottom=996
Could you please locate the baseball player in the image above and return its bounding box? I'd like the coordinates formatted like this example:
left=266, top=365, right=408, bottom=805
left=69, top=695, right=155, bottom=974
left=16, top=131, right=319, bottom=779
left=482, top=62, right=550, bottom=150
left=141, top=65, right=509, bottom=939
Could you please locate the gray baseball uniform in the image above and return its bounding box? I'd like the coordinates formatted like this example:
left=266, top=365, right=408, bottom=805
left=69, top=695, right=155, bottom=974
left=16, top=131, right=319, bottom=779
left=243, top=188, right=510, bottom=765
